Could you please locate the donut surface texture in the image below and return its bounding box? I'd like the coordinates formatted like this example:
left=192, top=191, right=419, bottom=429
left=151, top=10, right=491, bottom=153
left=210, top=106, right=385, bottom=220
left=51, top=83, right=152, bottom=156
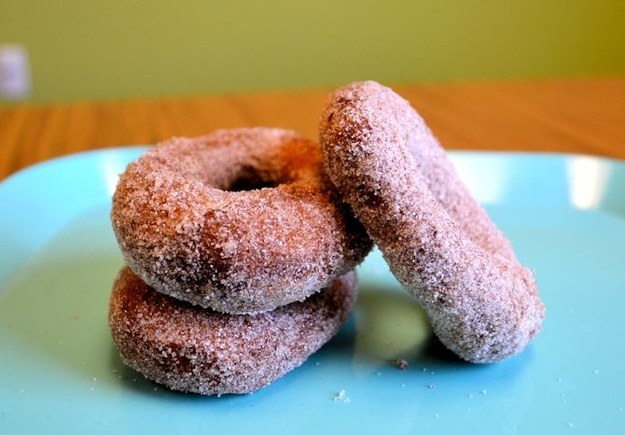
left=109, top=267, right=357, bottom=395
left=111, top=128, right=371, bottom=314
left=319, top=81, right=545, bottom=363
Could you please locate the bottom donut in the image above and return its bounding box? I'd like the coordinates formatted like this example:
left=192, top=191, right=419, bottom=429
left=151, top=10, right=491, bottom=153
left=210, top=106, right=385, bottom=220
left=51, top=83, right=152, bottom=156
left=108, top=267, right=357, bottom=395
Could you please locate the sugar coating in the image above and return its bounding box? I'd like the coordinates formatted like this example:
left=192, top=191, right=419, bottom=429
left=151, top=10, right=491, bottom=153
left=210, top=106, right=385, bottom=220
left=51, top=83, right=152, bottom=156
left=319, top=81, right=545, bottom=363
left=111, top=127, right=371, bottom=314
left=108, top=267, right=358, bottom=395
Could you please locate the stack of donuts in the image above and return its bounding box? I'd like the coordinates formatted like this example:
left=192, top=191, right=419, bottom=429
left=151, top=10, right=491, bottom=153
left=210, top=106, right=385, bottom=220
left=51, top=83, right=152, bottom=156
left=109, top=128, right=372, bottom=395
left=109, top=81, right=545, bottom=396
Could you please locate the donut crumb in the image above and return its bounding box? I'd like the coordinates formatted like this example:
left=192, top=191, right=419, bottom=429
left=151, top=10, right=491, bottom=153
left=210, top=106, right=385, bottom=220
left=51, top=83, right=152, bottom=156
left=393, top=358, right=409, bottom=370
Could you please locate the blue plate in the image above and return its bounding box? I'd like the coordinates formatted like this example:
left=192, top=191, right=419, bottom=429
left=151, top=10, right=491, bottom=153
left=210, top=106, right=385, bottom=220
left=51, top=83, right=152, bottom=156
left=1, top=148, right=624, bottom=434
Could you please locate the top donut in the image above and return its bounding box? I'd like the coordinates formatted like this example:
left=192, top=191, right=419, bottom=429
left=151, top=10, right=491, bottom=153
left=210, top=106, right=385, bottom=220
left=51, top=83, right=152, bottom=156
left=112, top=127, right=372, bottom=314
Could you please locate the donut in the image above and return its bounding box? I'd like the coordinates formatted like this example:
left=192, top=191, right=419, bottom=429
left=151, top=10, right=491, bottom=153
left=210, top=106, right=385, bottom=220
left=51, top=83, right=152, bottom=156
left=108, top=267, right=357, bottom=395
left=319, top=81, right=545, bottom=363
left=111, top=127, right=371, bottom=314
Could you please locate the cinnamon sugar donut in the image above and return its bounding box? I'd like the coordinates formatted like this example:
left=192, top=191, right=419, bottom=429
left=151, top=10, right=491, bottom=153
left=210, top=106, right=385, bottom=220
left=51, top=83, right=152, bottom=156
left=111, top=128, right=371, bottom=314
left=109, top=267, right=357, bottom=395
left=319, top=81, right=545, bottom=363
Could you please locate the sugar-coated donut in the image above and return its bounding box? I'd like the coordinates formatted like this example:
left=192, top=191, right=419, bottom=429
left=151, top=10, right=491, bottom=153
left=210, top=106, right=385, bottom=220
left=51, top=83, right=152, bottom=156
left=319, top=81, right=545, bottom=363
left=111, top=128, right=371, bottom=314
left=108, top=267, right=357, bottom=395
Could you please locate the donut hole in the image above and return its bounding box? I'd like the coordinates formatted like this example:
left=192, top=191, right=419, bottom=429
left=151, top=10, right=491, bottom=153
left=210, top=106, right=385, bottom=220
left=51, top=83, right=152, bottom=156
left=226, top=166, right=281, bottom=192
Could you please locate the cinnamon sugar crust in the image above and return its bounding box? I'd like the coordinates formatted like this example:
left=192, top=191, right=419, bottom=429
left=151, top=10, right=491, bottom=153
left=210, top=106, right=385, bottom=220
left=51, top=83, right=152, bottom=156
left=109, top=267, right=357, bottom=395
left=319, top=81, right=545, bottom=363
left=111, top=128, right=371, bottom=314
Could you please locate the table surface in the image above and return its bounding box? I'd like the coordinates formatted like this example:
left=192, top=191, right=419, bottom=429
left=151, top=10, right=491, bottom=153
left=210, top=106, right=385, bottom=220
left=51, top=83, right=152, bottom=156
left=1, top=76, right=624, bottom=180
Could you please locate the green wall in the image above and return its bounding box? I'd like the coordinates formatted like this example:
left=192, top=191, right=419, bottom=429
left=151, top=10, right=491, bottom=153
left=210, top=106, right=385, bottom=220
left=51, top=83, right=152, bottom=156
left=2, top=0, right=624, bottom=103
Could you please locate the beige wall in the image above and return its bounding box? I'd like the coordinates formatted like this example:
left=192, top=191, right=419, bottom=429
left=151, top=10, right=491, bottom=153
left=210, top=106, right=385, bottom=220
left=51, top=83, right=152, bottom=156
left=1, top=0, right=624, bottom=103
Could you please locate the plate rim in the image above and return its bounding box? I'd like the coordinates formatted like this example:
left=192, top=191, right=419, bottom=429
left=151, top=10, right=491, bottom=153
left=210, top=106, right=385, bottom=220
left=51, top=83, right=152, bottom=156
left=2, top=146, right=624, bottom=187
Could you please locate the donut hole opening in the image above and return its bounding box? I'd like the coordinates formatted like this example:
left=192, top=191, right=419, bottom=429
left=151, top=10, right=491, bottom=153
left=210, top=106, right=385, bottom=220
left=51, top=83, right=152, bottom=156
left=229, top=177, right=277, bottom=192
left=226, top=167, right=280, bottom=192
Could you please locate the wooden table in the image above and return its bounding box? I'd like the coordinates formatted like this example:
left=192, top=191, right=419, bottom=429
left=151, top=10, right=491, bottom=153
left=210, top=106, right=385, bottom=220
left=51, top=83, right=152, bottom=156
left=1, top=76, right=624, bottom=181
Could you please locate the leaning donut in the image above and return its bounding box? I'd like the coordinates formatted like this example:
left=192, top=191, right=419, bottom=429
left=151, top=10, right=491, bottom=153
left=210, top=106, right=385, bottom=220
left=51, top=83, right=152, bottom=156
left=319, top=81, right=545, bottom=363
left=111, top=127, right=371, bottom=314
left=109, top=267, right=357, bottom=395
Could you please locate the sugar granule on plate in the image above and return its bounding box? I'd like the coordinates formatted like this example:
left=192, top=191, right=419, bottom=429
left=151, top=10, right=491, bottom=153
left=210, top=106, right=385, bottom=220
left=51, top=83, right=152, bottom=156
left=333, top=389, right=351, bottom=403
